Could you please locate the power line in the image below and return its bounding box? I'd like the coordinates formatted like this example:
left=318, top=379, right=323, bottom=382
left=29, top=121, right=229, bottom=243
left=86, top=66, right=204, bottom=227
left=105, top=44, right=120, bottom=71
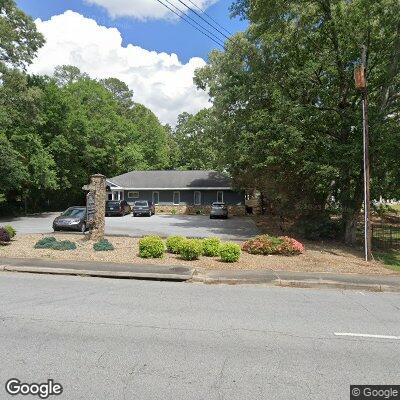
left=154, top=0, right=225, bottom=48
left=185, top=0, right=232, bottom=36
left=176, top=0, right=230, bottom=40
left=176, top=0, right=247, bottom=55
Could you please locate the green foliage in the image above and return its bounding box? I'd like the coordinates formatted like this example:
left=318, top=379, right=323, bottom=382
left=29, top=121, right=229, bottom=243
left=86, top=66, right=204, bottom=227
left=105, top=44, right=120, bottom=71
left=0, top=134, right=27, bottom=195
left=242, top=235, right=304, bottom=256
left=166, top=236, right=186, bottom=254
left=375, top=251, right=400, bottom=272
left=202, top=237, right=221, bottom=257
left=0, top=60, right=172, bottom=212
left=34, top=236, right=57, bottom=249
left=3, top=225, right=16, bottom=238
left=93, top=239, right=114, bottom=252
left=170, top=109, right=222, bottom=170
left=0, top=0, right=45, bottom=68
left=0, top=227, right=11, bottom=243
left=51, top=240, right=77, bottom=251
left=139, top=236, right=165, bottom=258
left=171, top=209, right=177, bottom=215
left=34, top=237, right=76, bottom=251
left=294, top=214, right=341, bottom=241
left=179, top=239, right=203, bottom=260
left=219, top=242, right=241, bottom=263
left=195, top=0, right=400, bottom=244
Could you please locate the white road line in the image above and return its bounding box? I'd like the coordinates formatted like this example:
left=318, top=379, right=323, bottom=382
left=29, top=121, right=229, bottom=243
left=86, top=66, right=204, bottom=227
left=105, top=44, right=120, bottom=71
left=334, top=332, right=400, bottom=340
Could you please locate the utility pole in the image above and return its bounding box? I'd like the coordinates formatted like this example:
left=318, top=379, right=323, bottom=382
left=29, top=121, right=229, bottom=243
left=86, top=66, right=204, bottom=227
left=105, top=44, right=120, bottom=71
left=354, top=45, right=372, bottom=261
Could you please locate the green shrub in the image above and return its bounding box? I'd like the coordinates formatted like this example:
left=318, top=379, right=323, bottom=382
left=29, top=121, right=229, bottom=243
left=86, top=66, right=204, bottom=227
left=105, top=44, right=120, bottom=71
left=139, top=236, right=165, bottom=258
left=171, top=208, right=177, bottom=215
left=0, top=228, right=11, bottom=243
left=34, top=237, right=57, bottom=249
left=202, top=237, right=221, bottom=257
left=34, top=237, right=76, bottom=251
left=4, top=225, right=16, bottom=238
left=179, top=239, right=203, bottom=260
left=294, top=214, right=341, bottom=240
left=51, top=240, right=77, bottom=251
left=93, top=239, right=114, bottom=252
left=219, top=242, right=241, bottom=263
left=166, top=236, right=186, bottom=254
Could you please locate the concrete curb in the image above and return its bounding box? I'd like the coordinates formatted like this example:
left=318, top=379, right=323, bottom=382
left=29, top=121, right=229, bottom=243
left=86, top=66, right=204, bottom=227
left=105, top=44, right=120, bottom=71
left=2, top=265, right=193, bottom=281
left=191, top=274, right=400, bottom=292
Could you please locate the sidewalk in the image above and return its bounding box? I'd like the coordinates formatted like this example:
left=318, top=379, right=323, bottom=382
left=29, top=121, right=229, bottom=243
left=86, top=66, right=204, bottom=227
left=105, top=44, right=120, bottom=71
left=1, top=257, right=400, bottom=292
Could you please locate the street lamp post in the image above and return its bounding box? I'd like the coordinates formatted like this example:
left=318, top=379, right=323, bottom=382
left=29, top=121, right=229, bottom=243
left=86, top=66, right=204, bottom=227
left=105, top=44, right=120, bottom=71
left=354, top=45, right=372, bottom=261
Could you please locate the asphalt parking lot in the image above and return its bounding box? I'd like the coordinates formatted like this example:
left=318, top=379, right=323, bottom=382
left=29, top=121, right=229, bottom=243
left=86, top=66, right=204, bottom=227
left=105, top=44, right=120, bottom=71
left=1, top=213, right=260, bottom=240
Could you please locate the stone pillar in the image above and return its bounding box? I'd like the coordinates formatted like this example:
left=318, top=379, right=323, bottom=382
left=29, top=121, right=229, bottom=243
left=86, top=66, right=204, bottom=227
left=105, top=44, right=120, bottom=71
left=88, top=174, right=106, bottom=241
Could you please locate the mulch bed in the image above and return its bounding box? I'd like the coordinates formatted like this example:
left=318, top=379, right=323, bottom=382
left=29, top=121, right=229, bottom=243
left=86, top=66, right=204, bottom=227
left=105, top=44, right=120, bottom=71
left=0, top=234, right=396, bottom=275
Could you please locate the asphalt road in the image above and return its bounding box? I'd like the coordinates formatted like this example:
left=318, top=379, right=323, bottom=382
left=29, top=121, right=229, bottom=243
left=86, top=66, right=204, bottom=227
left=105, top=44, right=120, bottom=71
left=0, top=213, right=260, bottom=240
left=0, top=273, right=399, bottom=400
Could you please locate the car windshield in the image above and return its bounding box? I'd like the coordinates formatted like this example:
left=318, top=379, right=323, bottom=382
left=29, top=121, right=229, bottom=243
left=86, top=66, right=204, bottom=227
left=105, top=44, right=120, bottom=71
left=212, top=203, right=226, bottom=208
left=135, top=201, right=148, bottom=207
left=107, top=201, right=120, bottom=206
left=62, top=208, right=85, bottom=218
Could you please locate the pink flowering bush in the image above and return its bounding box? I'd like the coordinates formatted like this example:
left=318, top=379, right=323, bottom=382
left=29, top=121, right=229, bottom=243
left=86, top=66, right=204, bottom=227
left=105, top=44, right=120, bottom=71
left=242, top=235, right=304, bottom=256
left=277, top=236, right=305, bottom=255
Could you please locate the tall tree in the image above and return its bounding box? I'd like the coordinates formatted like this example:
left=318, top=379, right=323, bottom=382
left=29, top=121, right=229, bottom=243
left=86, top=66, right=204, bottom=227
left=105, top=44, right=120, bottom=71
left=0, top=0, right=45, bottom=68
left=172, top=109, right=222, bottom=170
left=195, top=0, right=400, bottom=243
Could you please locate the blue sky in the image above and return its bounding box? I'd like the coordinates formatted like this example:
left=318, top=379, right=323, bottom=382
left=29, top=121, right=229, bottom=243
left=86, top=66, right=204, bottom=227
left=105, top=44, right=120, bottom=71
left=17, top=0, right=247, bottom=63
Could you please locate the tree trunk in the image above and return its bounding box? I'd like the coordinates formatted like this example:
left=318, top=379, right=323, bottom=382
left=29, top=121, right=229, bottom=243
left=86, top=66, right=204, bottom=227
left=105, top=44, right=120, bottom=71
left=342, top=171, right=364, bottom=245
left=344, top=211, right=359, bottom=245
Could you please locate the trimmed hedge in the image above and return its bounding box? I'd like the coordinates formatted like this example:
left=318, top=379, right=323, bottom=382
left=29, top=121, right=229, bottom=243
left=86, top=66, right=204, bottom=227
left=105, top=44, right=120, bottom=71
left=179, top=239, right=203, bottom=260
left=166, top=236, right=186, bottom=254
left=0, top=228, right=11, bottom=243
left=202, top=237, right=221, bottom=257
left=219, top=242, right=241, bottom=263
left=139, top=236, right=165, bottom=258
left=34, top=237, right=76, bottom=251
left=93, top=239, right=114, bottom=252
left=242, top=235, right=304, bottom=256
left=3, top=225, right=16, bottom=239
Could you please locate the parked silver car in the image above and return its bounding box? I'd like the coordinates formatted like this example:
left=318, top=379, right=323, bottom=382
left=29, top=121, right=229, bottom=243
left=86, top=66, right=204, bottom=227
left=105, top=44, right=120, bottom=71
left=210, top=202, right=228, bottom=219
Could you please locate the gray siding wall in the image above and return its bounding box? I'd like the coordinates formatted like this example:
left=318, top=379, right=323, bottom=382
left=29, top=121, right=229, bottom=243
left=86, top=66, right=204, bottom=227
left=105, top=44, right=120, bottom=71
left=124, top=190, right=244, bottom=206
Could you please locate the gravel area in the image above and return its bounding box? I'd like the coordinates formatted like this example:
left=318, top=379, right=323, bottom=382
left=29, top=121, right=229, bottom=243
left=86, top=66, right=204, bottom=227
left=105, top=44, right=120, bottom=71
left=0, top=234, right=395, bottom=275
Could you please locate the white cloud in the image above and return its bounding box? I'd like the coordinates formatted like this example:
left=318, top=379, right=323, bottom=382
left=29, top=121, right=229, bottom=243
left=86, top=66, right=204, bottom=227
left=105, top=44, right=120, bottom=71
left=29, top=11, right=210, bottom=125
left=84, top=0, right=218, bottom=20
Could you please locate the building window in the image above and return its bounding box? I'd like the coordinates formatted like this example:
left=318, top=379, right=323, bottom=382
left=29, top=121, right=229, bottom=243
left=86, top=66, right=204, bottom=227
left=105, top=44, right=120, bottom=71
left=194, top=191, right=201, bottom=205
left=153, top=191, right=159, bottom=205
left=108, top=193, right=112, bottom=201
left=173, top=191, right=180, bottom=205
left=217, top=191, right=224, bottom=203
left=128, top=191, right=139, bottom=199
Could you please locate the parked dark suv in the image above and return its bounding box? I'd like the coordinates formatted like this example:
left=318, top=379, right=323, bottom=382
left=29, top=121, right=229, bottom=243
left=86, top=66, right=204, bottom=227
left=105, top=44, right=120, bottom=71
left=53, top=207, right=89, bottom=233
left=133, top=200, right=154, bottom=217
left=105, top=200, right=131, bottom=216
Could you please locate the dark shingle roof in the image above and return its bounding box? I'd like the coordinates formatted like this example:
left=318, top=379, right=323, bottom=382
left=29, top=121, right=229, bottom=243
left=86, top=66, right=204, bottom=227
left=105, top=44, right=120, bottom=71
left=107, top=170, right=232, bottom=189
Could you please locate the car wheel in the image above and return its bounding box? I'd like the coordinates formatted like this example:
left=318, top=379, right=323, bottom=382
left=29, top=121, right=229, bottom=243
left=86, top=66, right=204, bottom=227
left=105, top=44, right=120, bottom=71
left=148, top=212, right=151, bottom=217
left=80, top=223, right=86, bottom=233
